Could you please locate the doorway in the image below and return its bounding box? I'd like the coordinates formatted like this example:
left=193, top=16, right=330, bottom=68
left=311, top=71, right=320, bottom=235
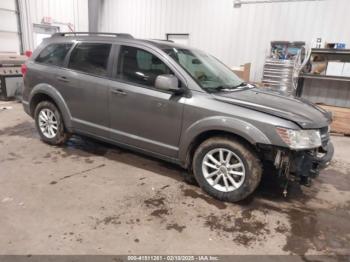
left=33, top=24, right=59, bottom=48
left=166, top=34, right=190, bottom=46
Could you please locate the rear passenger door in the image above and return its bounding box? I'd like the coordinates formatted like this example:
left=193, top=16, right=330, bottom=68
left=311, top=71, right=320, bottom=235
left=60, top=42, right=112, bottom=137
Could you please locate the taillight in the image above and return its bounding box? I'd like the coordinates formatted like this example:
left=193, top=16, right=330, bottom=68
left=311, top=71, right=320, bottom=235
left=21, top=64, right=27, bottom=77
left=25, top=50, right=32, bottom=58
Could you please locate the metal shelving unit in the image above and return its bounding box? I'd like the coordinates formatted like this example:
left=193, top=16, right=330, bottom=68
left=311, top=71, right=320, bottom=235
left=262, top=59, right=295, bottom=93
left=300, top=73, right=350, bottom=82
left=297, top=48, right=350, bottom=108
left=310, top=48, right=350, bottom=55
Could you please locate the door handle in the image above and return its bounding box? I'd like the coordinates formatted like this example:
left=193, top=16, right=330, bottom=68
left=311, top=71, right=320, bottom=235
left=111, top=88, right=127, bottom=96
left=56, top=76, right=69, bottom=83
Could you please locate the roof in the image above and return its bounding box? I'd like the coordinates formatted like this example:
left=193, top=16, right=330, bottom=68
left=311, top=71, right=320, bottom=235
left=51, top=32, right=134, bottom=39
left=48, top=32, right=192, bottom=50
left=143, top=39, right=191, bottom=50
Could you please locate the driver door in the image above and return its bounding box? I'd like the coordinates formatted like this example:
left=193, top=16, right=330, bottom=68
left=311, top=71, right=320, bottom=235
left=108, top=45, right=185, bottom=158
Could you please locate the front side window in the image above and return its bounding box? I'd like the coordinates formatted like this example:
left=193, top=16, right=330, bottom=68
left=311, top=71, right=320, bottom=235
left=68, top=43, right=111, bottom=77
left=164, top=48, right=244, bottom=92
left=35, top=43, right=72, bottom=67
left=116, top=45, right=172, bottom=87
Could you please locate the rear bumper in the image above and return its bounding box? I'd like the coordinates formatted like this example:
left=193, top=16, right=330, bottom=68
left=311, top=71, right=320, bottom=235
left=22, top=100, right=31, bottom=116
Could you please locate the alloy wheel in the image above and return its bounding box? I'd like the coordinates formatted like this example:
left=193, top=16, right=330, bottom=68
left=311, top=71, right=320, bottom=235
left=202, top=148, right=245, bottom=192
left=38, top=108, right=58, bottom=139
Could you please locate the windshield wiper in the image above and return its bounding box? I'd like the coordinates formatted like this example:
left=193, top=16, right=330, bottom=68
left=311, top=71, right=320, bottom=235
left=232, top=82, right=248, bottom=88
left=204, top=82, right=250, bottom=93
left=204, top=86, right=229, bottom=93
left=209, top=84, right=243, bottom=92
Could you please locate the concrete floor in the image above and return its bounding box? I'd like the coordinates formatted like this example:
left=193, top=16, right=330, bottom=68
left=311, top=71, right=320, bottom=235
left=0, top=101, right=350, bottom=256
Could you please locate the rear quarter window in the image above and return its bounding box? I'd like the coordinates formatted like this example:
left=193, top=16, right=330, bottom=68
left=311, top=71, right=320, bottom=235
left=68, top=43, right=112, bottom=77
left=35, top=43, right=72, bottom=67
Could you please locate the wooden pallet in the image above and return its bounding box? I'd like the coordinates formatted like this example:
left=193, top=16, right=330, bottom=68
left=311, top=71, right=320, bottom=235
left=318, top=104, right=350, bottom=135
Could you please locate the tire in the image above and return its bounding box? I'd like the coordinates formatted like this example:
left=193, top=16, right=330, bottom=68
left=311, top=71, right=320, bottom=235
left=193, top=136, right=262, bottom=202
left=34, top=101, right=70, bottom=145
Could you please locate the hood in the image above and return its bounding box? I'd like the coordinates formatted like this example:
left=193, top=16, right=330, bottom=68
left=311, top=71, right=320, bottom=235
left=213, top=87, right=331, bottom=129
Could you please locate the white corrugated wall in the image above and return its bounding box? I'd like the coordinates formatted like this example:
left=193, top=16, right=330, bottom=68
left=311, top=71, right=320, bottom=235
left=18, top=0, right=89, bottom=52
left=0, top=0, right=21, bottom=53
left=98, top=0, right=350, bottom=82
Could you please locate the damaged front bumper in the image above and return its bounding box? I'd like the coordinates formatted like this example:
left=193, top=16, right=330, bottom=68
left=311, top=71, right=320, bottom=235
left=260, top=141, right=334, bottom=187
left=289, top=141, right=334, bottom=185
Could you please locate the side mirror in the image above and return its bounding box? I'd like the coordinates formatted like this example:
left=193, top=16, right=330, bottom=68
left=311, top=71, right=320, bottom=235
left=155, top=74, right=182, bottom=93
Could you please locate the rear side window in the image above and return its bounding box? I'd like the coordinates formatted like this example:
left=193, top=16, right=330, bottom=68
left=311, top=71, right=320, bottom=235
left=116, top=45, right=172, bottom=87
left=35, top=43, right=72, bottom=66
left=68, top=43, right=111, bottom=77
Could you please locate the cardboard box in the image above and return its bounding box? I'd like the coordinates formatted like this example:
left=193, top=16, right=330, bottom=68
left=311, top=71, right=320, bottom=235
left=326, top=61, right=344, bottom=76
left=231, top=63, right=251, bottom=82
left=311, top=61, right=327, bottom=75
left=342, top=63, right=350, bottom=77
left=318, top=104, right=350, bottom=135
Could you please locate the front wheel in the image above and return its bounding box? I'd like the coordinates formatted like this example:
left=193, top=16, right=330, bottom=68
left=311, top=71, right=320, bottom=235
left=193, top=137, right=262, bottom=202
left=34, top=101, right=70, bottom=145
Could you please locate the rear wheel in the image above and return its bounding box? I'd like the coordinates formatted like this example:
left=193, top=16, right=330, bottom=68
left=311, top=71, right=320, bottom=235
left=193, top=137, right=262, bottom=202
left=34, top=101, right=69, bottom=145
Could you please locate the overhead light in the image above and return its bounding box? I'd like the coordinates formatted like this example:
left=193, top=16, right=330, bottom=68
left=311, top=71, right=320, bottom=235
left=234, top=0, right=325, bottom=8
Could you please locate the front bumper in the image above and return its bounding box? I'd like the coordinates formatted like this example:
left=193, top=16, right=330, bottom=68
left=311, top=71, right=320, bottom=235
left=314, top=141, right=334, bottom=169
left=292, top=141, right=334, bottom=179
left=260, top=140, right=334, bottom=186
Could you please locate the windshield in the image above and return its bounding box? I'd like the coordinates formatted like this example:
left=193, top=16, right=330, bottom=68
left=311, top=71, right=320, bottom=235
left=164, top=47, right=244, bottom=92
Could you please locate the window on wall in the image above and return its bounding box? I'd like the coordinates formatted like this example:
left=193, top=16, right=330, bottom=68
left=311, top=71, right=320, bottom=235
left=35, top=43, right=72, bottom=67
left=116, top=45, right=173, bottom=87
left=68, top=43, right=112, bottom=77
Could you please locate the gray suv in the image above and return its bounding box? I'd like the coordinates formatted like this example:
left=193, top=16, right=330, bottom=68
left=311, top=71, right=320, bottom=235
left=22, top=32, right=334, bottom=202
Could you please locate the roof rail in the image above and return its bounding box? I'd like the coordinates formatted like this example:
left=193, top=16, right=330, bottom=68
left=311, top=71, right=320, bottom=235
left=51, top=32, right=134, bottom=39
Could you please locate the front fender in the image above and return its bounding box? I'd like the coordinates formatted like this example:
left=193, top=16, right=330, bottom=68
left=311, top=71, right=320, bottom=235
left=178, top=116, right=271, bottom=164
left=29, top=84, right=73, bottom=130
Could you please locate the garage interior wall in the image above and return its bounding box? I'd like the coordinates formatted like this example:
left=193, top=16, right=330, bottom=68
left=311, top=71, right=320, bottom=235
left=0, top=0, right=21, bottom=53
left=18, top=0, right=88, bottom=52
left=98, top=0, right=350, bottom=82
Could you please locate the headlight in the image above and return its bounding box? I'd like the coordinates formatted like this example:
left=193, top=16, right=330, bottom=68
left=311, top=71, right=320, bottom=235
left=276, top=127, right=321, bottom=149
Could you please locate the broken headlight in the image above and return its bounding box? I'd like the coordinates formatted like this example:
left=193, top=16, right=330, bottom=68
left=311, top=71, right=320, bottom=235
left=276, top=127, right=321, bottom=150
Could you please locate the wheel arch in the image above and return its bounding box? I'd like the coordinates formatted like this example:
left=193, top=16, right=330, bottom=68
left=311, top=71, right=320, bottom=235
left=29, top=84, right=73, bottom=131
left=178, top=116, right=271, bottom=169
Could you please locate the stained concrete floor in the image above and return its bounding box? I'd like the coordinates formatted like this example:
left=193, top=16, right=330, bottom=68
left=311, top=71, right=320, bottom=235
left=0, top=101, right=350, bottom=257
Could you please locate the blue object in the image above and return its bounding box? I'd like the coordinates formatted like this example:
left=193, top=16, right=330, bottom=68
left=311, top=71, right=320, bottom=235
left=335, top=43, right=346, bottom=49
